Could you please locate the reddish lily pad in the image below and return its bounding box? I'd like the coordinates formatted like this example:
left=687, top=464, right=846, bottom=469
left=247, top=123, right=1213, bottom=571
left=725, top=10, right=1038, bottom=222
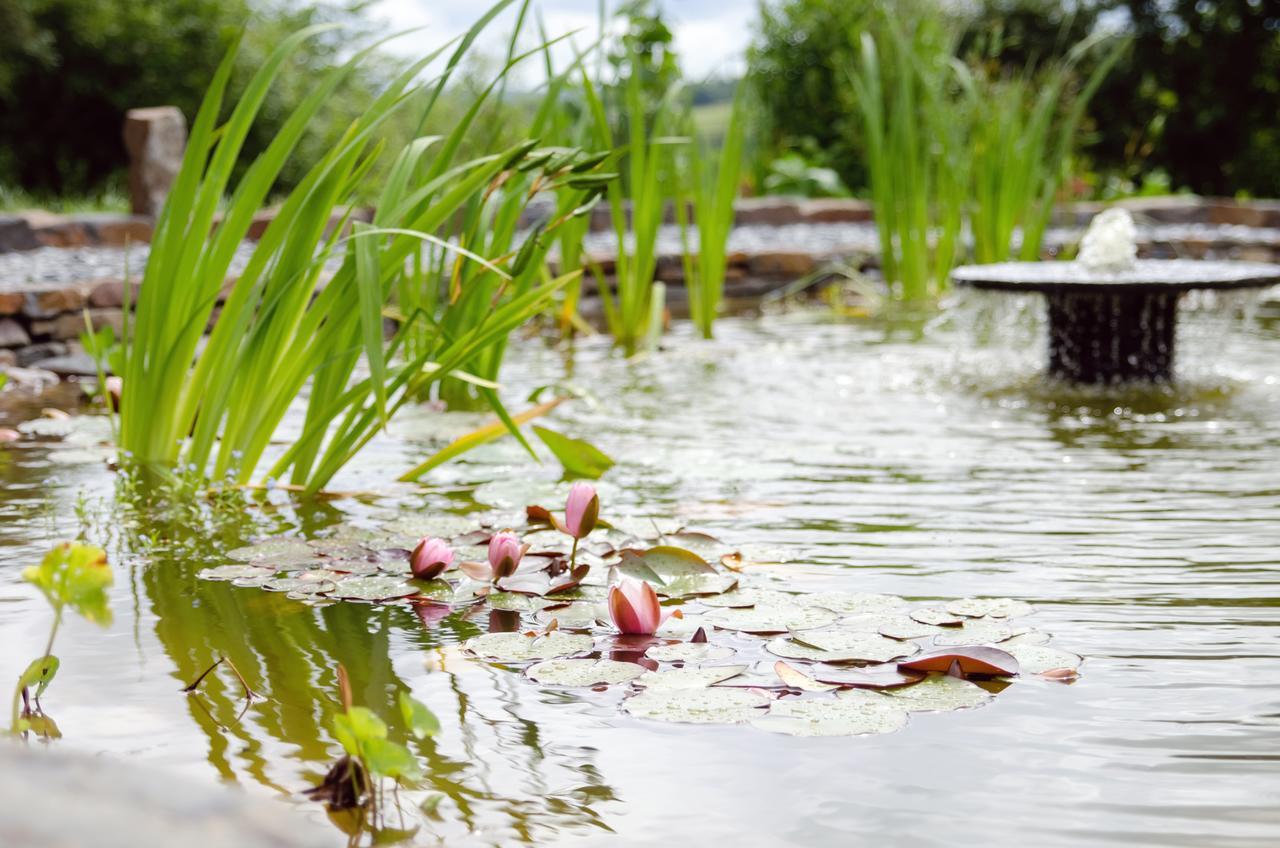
left=898, top=646, right=1020, bottom=677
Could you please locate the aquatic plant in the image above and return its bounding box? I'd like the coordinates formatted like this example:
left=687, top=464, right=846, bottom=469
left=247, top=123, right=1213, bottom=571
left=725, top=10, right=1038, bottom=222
left=409, top=537, right=454, bottom=581
left=677, top=85, right=747, bottom=339
left=10, top=541, right=112, bottom=738
left=607, top=575, right=668, bottom=635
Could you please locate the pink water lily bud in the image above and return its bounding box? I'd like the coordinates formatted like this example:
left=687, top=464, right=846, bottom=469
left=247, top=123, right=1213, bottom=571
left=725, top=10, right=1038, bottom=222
left=410, top=537, right=454, bottom=581
left=608, top=576, right=669, bottom=636
left=488, top=531, right=524, bottom=580
left=564, top=482, right=599, bottom=539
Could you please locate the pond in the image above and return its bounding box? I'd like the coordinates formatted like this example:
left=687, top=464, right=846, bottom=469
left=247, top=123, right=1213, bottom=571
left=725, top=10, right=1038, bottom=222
left=2, top=294, right=1279, bottom=846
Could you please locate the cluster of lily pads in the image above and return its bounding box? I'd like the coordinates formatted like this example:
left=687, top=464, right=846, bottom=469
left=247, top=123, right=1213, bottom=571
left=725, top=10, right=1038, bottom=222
left=201, top=485, right=1083, bottom=737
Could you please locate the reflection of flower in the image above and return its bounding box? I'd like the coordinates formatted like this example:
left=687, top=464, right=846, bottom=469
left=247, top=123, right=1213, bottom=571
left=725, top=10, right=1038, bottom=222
left=564, top=483, right=599, bottom=539
left=608, top=577, right=669, bottom=636
left=488, top=532, right=524, bottom=580
left=1078, top=208, right=1138, bottom=270
left=409, top=537, right=454, bottom=580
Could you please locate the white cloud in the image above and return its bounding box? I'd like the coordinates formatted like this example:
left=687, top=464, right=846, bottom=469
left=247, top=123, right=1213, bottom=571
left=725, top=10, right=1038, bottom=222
left=368, top=0, right=755, bottom=82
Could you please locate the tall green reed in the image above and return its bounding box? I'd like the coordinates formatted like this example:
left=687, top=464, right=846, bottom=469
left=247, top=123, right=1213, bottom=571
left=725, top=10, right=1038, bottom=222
left=676, top=84, right=747, bottom=338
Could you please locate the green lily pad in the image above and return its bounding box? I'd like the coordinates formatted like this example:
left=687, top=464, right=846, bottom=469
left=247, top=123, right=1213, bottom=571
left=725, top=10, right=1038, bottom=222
left=326, top=576, right=419, bottom=602
left=946, top=598, right=1034, bottom=619
left=226, top=539, right=317, bottom=566
left=616, top=546, right=718, bottom=584
left=657, top=573, right=738, bottom=599
left=635, top=666, right=748, bottom=689
left=263, top=576, right=337, bottom=595
left=198, top=564, right=276, bottom=582
left=487, top=592, right=541, bottom=612
left=698, top=588, right=795, bottom=608
left=768, top=632, right=920, bottom=663
left=806, top=592, right=907, bottom=614
left=910, top=608, right=965, bottom=626
left=1004, top=644, right=1082, bottom=674
left=998, top=630, right=1051, bottom=648
left=380, top=515, right=478, bottom=542
left=231, top=573, right=275, bottom=588
left=321, top=559, right=383, bottom=576
left=644, top=643, right=736, bottom=663
left=623, top=687, right=770, bottom=724
left=877, top=673, right=993, bottom=712
left=536, top=603, right=606, bottom=629
left=703, top=604, right=838, bottom=634
left=526, top=659, right=645, bottom=687
left=752, top=696, right=909, bottom=737
left=840, top=613, right=941, bottom=639
left=463, top=632, right=595, bottom=662
left=932, top=620, right=1017, bottom=646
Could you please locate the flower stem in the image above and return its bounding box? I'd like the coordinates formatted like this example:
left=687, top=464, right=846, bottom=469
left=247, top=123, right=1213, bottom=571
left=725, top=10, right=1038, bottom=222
left=569, top=536, right=579, bottom=571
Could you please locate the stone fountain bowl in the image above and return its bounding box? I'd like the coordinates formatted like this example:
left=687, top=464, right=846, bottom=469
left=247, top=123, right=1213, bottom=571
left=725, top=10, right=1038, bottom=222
left=951, top=259, right=1280, bottom=384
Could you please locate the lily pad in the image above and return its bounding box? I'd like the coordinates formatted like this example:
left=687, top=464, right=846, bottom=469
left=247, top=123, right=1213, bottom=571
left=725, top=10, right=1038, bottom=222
left=1004, top=644, right=1082, bottom=674
left=536, top=603, right=606, bottom=629
left=774, top=661, right=838, bottom=692
left=380, top=515, right=478, bottom=542
left=326, top=576, right=419, bottom=602
left=773, top=631, right=920, bottom=663
left=909, top=608, right=965, bottom=627
left=703, top=604, right=838, bottom=634
left=226, top=539, right=317, bottom=566
left=698, top=587, right=797, bottom=608
left=840, top=613, right=941, bottom=639
left=947, top=597, right=1034, bottom=619
left=623, top=687, right=770, bottom=724
left=635, top=666, right=748, bottom=689
left=877, top=673, right=993, bottom=712
left=932, top=620, right=1017, bottom=646
left=464, top=632, right=595, bottom=662
left=616, top=546, right=718, bottom=584
left=656, top=573, right=738, bottom=599
left=526, top=659, right=645, bottom=687
left=487, top=591, right=541, bottom=612
left=752, top=696, right=908, bottom=737
left=198, top=564, right=276, bottom=582
left=806, top=592, right=907, bottom=615
left=898, top=646, right=1020, bottom=677
left=811, top=665, right=926, bottom=690
left=644, top=643, right=736, bottom=663
left=263, top=576, right=337, bottom=595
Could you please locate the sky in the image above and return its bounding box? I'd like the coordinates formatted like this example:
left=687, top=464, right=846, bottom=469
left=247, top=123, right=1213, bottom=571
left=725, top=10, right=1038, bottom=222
left=369, top=0, right=759, bottom=80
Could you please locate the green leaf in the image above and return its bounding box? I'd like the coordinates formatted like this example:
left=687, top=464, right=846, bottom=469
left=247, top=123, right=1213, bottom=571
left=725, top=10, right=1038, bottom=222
left=18, top=655, right=59, bottom=699
left=398, top=692, right=441, bottom=740
left=532, top=426, right=614, bottom=479
left=361, top=737, right=422, bottom=782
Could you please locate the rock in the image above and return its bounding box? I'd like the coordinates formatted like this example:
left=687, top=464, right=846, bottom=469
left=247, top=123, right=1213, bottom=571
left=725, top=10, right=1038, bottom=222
left=32, top=310, right=121, bottom=341
left=799, top=199, right=873, bottom=224
left=16, top=341, right=66, bottom=367
left=0, top=215, right=40, bottom=252
left=0, top=292, right=23, bottom=315
left=0, top=318, right=30, bottom=348
left=0, top=349, right=15, bottom=367
left=0, top=364, right=59, bottom=388
left=26, top=212, right=91, bottom=249
left=28, top=352, right=101, bottom=377
left=25, top=286, right=88, bottom=318
left=748, top=250, right=816, bottom=277
left=124, top=106, right=187, bottom=217
left=89, top=278, right=141, bottom=307
left=0, top=745, right=333, bottom=848
left=85, top=213, right=154, bottom=246
left=734, top=197, right=805, bottom=227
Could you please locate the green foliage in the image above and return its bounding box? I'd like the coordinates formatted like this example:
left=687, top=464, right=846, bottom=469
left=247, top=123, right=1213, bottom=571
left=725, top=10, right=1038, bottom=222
left=677, top=85, right=747, bottom=338
left=532, top=426, right=615, bottom=480
left=22, top=541, right=113, bottom=626
left=761, top=154, right=849, bottom=198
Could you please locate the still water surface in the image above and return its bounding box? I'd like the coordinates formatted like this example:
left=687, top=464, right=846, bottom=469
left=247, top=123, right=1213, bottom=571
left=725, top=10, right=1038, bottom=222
left=1, top=296, right=1279, bottom=846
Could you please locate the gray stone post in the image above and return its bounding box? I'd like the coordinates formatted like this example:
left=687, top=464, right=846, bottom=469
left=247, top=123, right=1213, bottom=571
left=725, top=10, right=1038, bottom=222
left=123, top=106, right=187, bottom=217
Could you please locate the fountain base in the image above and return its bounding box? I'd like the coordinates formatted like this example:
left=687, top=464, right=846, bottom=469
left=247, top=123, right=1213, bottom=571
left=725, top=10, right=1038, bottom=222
left=1046, top=290, right=1176, bottom=383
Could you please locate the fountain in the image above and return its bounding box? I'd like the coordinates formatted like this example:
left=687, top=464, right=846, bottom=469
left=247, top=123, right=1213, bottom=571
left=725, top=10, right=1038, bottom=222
left=951, top=210, right=1280, bottom=383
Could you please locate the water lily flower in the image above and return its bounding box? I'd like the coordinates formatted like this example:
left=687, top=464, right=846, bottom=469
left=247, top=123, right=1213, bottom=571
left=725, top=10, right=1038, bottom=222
left=0, top=428, right=19, bottom=443
left=564, top=483, right=599, bottom=539
left=608, top=576, right=672, bottom=636
left=409, top=537, right=454, bottom=581
left=488, top=531, right=525, bottom=580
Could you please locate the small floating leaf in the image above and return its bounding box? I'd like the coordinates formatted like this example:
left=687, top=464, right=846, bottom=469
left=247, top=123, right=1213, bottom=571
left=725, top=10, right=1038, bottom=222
left=635, top=666, right=748, bottom=689
left=527, top=659, right=646, bottom=687
left=263, top=576, right=337, bottom=595
left=877, top=673, right=993, bottom=712
left=806, top=592, right=907, bottom=614
left=910, top=608, right=965, bottom=626
left=464, top=632, right=594, bottom=662
left=752, top=696, right=908, bottom=737
left=226, top=539, right=316, bottom=564
left=326, top=576, right=419, bottom=602
left=198, top=564, right=276, bottom=582
left=946, top=598, right=1034, bottom=619
left=531, top=426, right=615, bottom=480
left=623, top=687, right=770, bottom=724
left=656, top=572, right=738, bottom=599
left=1004, top=644, right=1082, bottom=674
left=704, top=604, right=838, bottom=634
left=644, top=643, right=736, bottom=663
left=698, top=587, right=796, bottom=608
left=399, top=692, right=441, bottom=739
left=774, top=661, right=837, bottom=692
left=771, top=632, right=920, bottom=663
left=898, top=646, right=1020, bottom=677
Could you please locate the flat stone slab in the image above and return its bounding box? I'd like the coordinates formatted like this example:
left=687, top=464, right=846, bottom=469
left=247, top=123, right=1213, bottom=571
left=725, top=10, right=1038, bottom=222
left=0, top=744, right=331, bottom=848
left=951, top=259, right=1280, bottom=293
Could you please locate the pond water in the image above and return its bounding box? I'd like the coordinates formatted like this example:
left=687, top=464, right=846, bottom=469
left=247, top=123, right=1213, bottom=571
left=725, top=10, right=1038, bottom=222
left=2, top=293, right=1279, bottom=847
